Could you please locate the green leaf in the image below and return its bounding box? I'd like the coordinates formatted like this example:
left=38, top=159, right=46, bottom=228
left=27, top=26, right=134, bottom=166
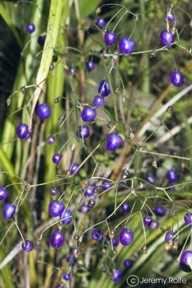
left=79, top=0, right=101, bottom=19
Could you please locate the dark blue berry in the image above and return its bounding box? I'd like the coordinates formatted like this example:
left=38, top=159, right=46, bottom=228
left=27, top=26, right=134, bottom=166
left=154, top=205, right=166, bottom=217
left=121, top=201, right=131, bottom=213
left=98, top=80, right=111, bottom=97
left=170, top=71, right=184, bottom=87
left=119, top=37, right=136, bottom=55
left=96, top=18, right=105, bottom=28
left=0, top=187, right=9, bottom=201
left=104, top=31, right=117, bottom=46
left=93, top=95, right=104, bottom=107
left=60, top=209, right=73, bottom=225
left=37, top=104, right=51, bottom=120
left=92, top=229, right=104, bottom=241
left=106, top=133, right=123, bottom=151
left=77, top=125, right=90, bottom=139
left=22, top=240, right=34, bottom=252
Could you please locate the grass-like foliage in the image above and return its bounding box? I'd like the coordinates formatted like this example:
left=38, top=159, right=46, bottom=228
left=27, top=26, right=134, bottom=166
left=0, top=0, right=192, bottom=287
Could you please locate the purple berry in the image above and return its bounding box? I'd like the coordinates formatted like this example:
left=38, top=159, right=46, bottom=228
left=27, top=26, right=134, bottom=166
left=150, top=220, right=159, bottom=230
left=49, top=187, right=59, bottom=196
left=112, top=238, right=119, bottom=247
left=0, top=186, right=9, bottom=201
left=106, top=133, right=123, bottom=151
left=50, top=230, right=65, bottom=248
left=66, top=255, right=77, bottom=266
left=165, top=231, right=174, bottom=242
left=180, top=250, right=192, bottom=272
left=77, top=125, right=90, bottom=139
left=85, top=60, right=95, bottom=72
left=98, top=80, right=111, bottom=97
left=25, top=23, right=35, bottom=33
left=170, top=71, right=184, bottom=87
left=112, top=269, right=123, bottom=283
left=166, top=12, right=175, bottom=22
left=16, top=123, right=29, bottom=139
left=143, top=215, right=152, bottom=227
left=101, top=180, right=113, bottom=191
left=83, top=184, right=96, bottom=197
left=88, top=198, right=96, bottom=208
left=119, top=228, right=134, bottom=246
left=184, top=212, right=192, bottom=226
left=3, top=203, right=16, bottom=219
left=146, top=175, right=155, bottom=184
left=81, top=106, right=96, bottom=122
left=47, top=135, right=56, bottom=145
left=160, top=30, right=174, bottom=46
left=92, top=229, right=104, bottom=241
left=154, top=205, right=166, bottom=217
left=166, top=169, right=179, bottom=183
left=52, top=153, right=62, bottom=164
left=49, top=200, right=65, bottom=217
left=96, top=18, right=105, bottom=28
left=37, top=33, right=46, bottom=47
left=62, top=272, right=71, bottom=281
left=121, top=201, right=131, bottom=213
left=67, top=67, right=77, bottom=75
left=93, top=95, right=104, bottom=107
left=123, top=259, right=134, bottom=269
left=69, top=163, right=80, bottom=175
left=37, top=104, right=51, bottom=120
left=119, top=37, right=136, bottom=55
left=22, top=240, right=34, bottom=252
left=80, top=203, right=90, bottom=214
left=60, top=209, right=73, bottom=225
left=104, top=31, right=117, bottom=46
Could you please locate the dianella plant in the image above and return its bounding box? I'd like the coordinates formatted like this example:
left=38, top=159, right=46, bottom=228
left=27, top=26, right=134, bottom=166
left=1, top=0, right=192, bottom=287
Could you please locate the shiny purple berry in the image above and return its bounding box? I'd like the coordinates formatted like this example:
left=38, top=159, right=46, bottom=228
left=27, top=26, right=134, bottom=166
left=67, top=67, right=77, bottom=75
left=80, top=203, right=90, bottom=214
left=98, top=80, right=111, bottom=97
left=121, top=201, right=131, bottom=213
left=52, top=153, right=62, bottom=164
left=123, top=259, right=134, bottom=269
left=62, top=272, right=71, bottom=281
left=60, top=209, right=73, bottom=225
left=85, top=60, right=95, bottom=72
left=0, top=186, right=9, bottom=200
left=16, top=123, right=29, bottom=139
left=47, top=135, right=56, bottom=145
left=88, top=198, right=96, bottom=208
left=112, top=269, right=123, bottom=283
left=50, top=230, right=65, bottom=248
left=37, top=33, right=46, bottom=47
left=180, top=250, right=192, bottom=272
left=3, top=203, right=16, bottom=219
left=93, top=95, right=104, bottom=107
left=77, top=125, right=90, bottom=139
left=154, top=205, right=166, bottom=217
left=49, top=200, right=64, bottom=217
left=96, top=18, right=105, bottom=28
left=166, top=169, right=179, bottom=183
left=69, top=163, right=80, bottom=175
left=143, top=215, right=152, bottom=227
left=101, top=180, right=113, bottom=191
left=81, top=106, right=96, bottom=122
left=49, top=187, right=59, bottom=196
left=25, top=23, right=35, bottom=33
left=104, top=31, right=117, bottom=46
left=184, top=212, right=192, bottom=226
left=150, top=220, right=159, bottom=230
left=106, top=133, right=123, bottom=151
left=22, top=240, right=34, bottom=252
left=170, top=71, right=184, bottom=87
left=83, top=184, right=96, bottom=197
left=92, top=229, right=104, bottom=241
left=119, top=228, right=134, bottom=246
left=160, top=30, right=174, bottom=46
left=165, top=231, right=174, bottom=242
left=146, top=175, right=155, bottom=184
left=166, top=12, right=175, bottom=22
left=37, top=104, right=51, bottom=120
left=119, top=37, right=136, bottom=55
